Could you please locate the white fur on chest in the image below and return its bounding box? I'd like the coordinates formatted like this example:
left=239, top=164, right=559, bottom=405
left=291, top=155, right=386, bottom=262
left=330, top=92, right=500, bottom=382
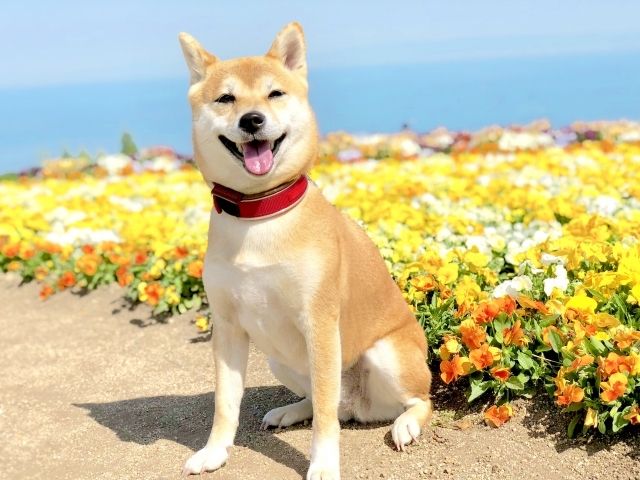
left=203, top=209, right=317, bottom=375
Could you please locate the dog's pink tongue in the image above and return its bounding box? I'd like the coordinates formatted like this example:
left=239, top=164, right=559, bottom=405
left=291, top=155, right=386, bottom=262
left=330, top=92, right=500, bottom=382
left=243, top=141, right=273, bottom=175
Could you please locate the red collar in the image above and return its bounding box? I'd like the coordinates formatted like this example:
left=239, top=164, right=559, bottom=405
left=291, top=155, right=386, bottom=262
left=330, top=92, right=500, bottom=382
left=211, top=176, right=309, bottom=219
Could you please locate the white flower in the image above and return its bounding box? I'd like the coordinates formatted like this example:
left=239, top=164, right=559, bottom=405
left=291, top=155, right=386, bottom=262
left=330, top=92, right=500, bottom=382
left=540, top=253, right=565, bottom=266
left=44, top=207, right=86, bottom=227
left=97, top=154, right=132, bottom=176
left=108, top=195, right=155, bottom=212
left=493, top=275, right=533, bottom=298
left=543, top=264, right=569, bottom=296
left=45, top=228, right=121, bottom=246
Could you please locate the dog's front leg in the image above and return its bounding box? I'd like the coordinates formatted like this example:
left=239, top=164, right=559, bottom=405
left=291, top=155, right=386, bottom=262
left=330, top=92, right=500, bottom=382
left=183, top=319, right=249, bottom=476
left=306, top=311, right=342, bottom=480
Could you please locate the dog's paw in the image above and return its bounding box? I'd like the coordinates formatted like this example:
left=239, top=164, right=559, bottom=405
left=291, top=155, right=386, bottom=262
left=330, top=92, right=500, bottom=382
left=391, top=411, right=422, bottom=451
left=306, top=462, right=340, bottom=480
left=261, top=398, right=313, bottom=429
left=182, top=446, right=229, bottom=476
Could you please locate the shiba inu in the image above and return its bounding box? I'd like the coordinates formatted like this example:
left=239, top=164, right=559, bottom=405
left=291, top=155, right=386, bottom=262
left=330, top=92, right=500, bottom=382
left=178, top=22, right=432, bottom=479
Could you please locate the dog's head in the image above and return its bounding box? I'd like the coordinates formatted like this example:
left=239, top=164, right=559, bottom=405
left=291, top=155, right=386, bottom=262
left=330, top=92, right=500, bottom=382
left=179, top=22, right=318, bottom=193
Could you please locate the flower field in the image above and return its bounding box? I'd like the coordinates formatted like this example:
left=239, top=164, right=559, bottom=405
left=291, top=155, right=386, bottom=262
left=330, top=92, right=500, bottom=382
left=2, top=121, right=640, bottom=435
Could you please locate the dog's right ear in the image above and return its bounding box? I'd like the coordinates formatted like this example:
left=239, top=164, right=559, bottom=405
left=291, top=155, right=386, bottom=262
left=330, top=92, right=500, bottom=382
left=178, top=33, right=217, bottom=85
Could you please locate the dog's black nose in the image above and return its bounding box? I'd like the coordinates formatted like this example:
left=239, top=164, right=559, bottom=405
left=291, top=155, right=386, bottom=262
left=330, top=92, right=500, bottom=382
left=238, top=111, right=265, bottom=134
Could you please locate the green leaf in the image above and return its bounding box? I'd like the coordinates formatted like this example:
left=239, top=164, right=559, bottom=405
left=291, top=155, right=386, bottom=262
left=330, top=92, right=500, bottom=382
left=468, top=380, right=491, bottom=402
left=586, top=288, right=607, bottom=303
left=564, top=402, right=584, bottom=413
left=567, top=414, right=580, bottom=438
left=505, top=377, right=524, bottom=390
left=517, top=351, right=536, bottom=370
left=589, top=337, right=607, bottom=355
left=598, top=415, right=607, bottom=434
left=548, top=330, right=563, bottom=353
left=192, top=294, right=202, bottom=310
left=493, top=316, right=510, bottom=344
left=612, top=411, right=628, bottom=433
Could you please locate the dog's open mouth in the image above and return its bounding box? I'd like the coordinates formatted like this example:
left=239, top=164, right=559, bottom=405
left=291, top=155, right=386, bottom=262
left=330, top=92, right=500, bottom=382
left=218, top=133, right=286, bottom=176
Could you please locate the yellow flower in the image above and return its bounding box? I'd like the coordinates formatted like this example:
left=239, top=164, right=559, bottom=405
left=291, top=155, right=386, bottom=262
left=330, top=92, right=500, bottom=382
left=630, top=284, right=640, bottom=304
left=438, top=336, right=460, bottom=360
left=436, top=263, right=459, bottom=285
left=565, top=293, right=598, bottom=313
left=195, top=315, right=209, bottom=332
left=463, top=249, right=489, bottom=269
left=584, top=408, right=598, bottom=428
left=454, top=275, right=482, bottom=307
left=137, top=282, right=148, bottom=302
left=149, top=258, right=167, bottom=279
left=165, top=285, right=181, bottom=305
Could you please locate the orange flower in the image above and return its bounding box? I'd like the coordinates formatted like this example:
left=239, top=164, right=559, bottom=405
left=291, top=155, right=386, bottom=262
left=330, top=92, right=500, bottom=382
left=625, top=405, right=640, bottom=425
left=472, top=301, right=500, bottom=324
left=19, top=246, right=35, bottom=260
left=7, top=260, right=22, bottom=271
left=39, top=284, right=54, bottom=301
left=440, top=355, right=472, bottom=384
left=496, top=296, right=517, bottom=315
left=600, top=373, right=628, bottom=403
left=516, top=295, right=550, bottom=314
left=568, top=354, right=594, bottom=372
left=503, top=319, right=529, bottom=346
left=107, top=253, right=130, bottom=266
left=34, top=265, right=49, bottom=281
left=490, top=366, right=511, bottom=383
left=116, top=266, right=134, bottom=287
left=57, top=271, right=76, bottom=290
left=174, top=246, right=189, bottom=259
left=555, top=383, right=585, bottom=407
left=187, top=260, right=204, bottom=278
left=41, top=242, right=62, bottom=255
left=614, top=330, right=640, bottom=350
left=144, top=282, right=165, bottom=306
left=484, top=404, right=513, bottom=427
left=454, top=302, right=472, bottom=318
left=602, top=352, right=635, bottom=377
left=410, top=275, right=437, bottom=292
left=134, top=251, right=148, bottom=265
left=459, top=320, right=486, bottom=349
left=469, top=343, right=495, bottom=370
left=81, top=244, right=95, bottom=254
left=77, top=253, right=100, bottom=276
left=2, top=243, right=20, bottom=258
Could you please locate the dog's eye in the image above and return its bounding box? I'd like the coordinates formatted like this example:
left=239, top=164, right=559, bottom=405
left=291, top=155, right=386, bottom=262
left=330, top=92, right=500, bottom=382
left=268, top=90, right=285, bottom=99
left=215, top=94, right=235, bottom=104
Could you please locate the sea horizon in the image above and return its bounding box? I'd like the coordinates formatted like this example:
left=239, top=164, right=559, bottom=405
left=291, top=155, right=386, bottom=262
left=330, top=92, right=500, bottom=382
left=1, top=50, right=639, bottom=174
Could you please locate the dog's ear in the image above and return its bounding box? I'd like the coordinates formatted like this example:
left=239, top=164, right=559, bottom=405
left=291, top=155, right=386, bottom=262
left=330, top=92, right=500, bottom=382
left=178, top=32, right=217, bottom=85
left=266, top=22, right=307, bottom=79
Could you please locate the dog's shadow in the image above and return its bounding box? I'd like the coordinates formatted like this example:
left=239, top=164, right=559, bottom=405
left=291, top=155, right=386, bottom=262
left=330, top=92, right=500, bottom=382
left=74, top=386, right=309, bottom=476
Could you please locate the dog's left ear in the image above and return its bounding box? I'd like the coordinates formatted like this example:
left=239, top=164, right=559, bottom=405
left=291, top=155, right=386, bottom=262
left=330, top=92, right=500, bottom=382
left=266, top=22, right=307, bottom=79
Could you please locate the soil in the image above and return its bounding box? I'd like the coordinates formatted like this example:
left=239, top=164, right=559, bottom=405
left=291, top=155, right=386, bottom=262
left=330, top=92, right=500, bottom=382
left=1, top=274, right=639, bottom=480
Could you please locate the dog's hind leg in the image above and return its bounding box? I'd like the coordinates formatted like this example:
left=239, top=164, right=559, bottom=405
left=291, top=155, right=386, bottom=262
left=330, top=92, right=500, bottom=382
left=356, top=321, right=433, bottom=451
left=261, top=358, right=313, bottom=428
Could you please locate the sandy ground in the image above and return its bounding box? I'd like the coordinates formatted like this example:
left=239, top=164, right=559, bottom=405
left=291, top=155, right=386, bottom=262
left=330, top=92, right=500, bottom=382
left=1, top=273, right=639, bottom=480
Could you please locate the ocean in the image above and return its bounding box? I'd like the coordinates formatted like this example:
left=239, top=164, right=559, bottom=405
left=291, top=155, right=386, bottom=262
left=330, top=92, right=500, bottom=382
left=1, top=51, right=639, bottom=173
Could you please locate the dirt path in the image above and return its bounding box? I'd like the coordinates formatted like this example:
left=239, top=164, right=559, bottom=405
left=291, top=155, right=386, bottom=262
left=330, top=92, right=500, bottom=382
left=1, top=274, right=638, bottom=480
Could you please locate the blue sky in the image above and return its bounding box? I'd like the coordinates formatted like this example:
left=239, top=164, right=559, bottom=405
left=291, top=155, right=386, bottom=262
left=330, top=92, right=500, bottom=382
left=3, top=0, right=640, bottom=88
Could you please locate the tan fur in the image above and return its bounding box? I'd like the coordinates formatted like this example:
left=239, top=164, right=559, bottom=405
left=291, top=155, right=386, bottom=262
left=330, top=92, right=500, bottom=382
left=179, top=22, right=432, bottom=480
